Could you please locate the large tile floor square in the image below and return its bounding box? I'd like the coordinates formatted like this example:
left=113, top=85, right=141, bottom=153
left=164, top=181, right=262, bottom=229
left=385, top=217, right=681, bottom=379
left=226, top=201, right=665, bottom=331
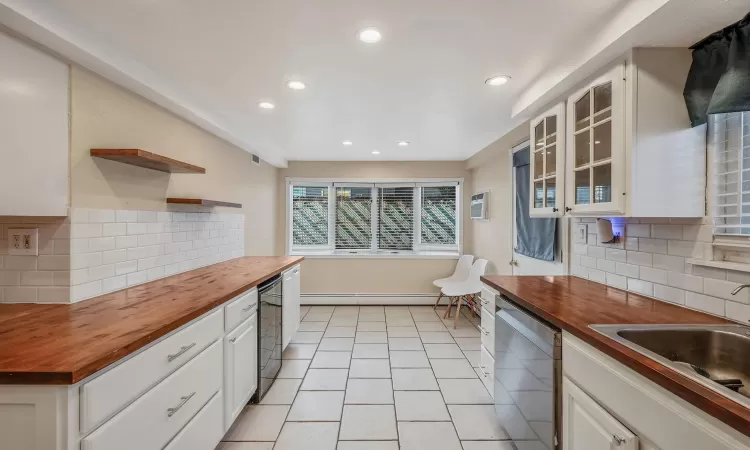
left=220, top=305, right=495, bottom=450
left=340, top=405, right=398, bottom=440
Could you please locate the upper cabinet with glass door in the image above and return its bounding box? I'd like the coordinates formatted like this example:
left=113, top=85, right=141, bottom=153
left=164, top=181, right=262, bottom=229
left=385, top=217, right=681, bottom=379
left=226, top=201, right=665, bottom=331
left=566, top=64, right=625, bottom=215
left=556, top=48, right=706, bottom=217
left=530, top=103, right=566, bottom=217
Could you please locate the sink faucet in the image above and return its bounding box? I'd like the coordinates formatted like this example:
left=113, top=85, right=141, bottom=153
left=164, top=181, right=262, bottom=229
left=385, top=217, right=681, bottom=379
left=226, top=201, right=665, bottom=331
left=731, top=284, right=750, bottom=295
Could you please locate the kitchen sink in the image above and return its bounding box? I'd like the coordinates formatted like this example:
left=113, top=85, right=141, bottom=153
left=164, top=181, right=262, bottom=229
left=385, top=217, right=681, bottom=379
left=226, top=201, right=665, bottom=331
left=590, top=324, right=750, bottom=408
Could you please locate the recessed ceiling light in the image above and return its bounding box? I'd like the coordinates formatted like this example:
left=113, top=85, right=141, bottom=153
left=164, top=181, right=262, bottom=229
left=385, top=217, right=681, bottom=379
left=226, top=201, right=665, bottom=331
left=485, top=75, right=510, bottom=86
left=287, top=80, right=306, bottom=90
left=397, top=141, right=409, bottom=147
left=258, top=101, right=275, bottom=109
left=342, top=140, right=353, bottom=146
left=372, top=150, right=381, bottom=155
left=359, top=28, right=382, bottom=43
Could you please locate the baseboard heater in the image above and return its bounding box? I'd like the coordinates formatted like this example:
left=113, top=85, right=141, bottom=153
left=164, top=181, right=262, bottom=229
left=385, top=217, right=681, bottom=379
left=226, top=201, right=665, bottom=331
left=301, top=293, right=445, bottom=306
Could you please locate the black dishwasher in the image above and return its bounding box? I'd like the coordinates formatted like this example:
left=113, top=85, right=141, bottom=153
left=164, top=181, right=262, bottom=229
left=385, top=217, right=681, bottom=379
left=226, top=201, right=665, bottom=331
left=252, top=275, right=283, bottom=402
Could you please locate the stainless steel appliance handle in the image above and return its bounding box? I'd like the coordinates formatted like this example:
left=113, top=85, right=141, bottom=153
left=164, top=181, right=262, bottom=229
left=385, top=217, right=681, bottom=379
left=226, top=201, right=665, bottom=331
left=167, top=391, right=196, bottom=417
left=242, top=302, right=256, bottom=312
left=167, top=342, right=196, bottom=362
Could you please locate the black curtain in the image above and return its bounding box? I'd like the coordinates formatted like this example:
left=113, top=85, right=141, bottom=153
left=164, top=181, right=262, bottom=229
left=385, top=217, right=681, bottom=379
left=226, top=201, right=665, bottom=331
left=685, top=13, right=750, bottom=127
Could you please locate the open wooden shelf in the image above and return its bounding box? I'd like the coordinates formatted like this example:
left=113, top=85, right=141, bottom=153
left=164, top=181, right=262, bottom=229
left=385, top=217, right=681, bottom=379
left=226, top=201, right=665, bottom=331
left=90, top=149, right=206, bottom=174
left=166, top=198, right=242, bottom=208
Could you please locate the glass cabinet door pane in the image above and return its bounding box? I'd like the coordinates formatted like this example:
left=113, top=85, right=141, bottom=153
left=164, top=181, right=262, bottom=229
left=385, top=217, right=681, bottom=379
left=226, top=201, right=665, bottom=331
left=545, top=178, right=556, bottom=208
left=575, top=92, right=591, bottom=131
left=593, top=121, right=611, bottom=162
left=574, top=131, right=590, bottom=168
left=534, top=181, right=544, bottom=208
left=593, top=82, right=612, bottom=121
left=546, top=145, right=556, bottom=176
left=575, top=170, right=590, bottom=205
left=545, top=116, right=556, bottom=140
left=535, top=122, right=545, bottom=150
left=593, top=164, right=612, bottom=203
left=534, top=151, right=544, bottom=179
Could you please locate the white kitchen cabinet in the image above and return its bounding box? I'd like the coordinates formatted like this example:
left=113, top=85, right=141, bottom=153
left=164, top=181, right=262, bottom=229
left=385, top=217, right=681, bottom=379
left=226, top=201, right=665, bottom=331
left=563, top=376, right=638, bottom=450
left=0, top=31, right=69, bottom=216
left=530, top=102, right=566, bottom=217
left=223, top=313, right=257, bottom=431
left=282, top=264, right=301, bottom=350
left=559, top=48, right=705, bottom=217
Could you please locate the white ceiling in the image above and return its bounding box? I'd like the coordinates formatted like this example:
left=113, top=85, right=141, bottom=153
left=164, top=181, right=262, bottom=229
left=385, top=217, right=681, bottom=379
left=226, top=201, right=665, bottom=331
left=0, top=0, right=746, bottom=166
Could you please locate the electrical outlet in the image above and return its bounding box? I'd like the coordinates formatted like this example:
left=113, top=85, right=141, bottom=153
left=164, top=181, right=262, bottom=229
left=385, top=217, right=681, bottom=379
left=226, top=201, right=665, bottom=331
left=7, top=228, right=38, bottom=256
left=576, top=224, right=588, bottom=244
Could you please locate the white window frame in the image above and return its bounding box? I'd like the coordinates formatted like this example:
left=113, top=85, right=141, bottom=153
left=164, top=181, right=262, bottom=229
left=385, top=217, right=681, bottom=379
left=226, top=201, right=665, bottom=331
left=286, top=177, right=463, bottom=258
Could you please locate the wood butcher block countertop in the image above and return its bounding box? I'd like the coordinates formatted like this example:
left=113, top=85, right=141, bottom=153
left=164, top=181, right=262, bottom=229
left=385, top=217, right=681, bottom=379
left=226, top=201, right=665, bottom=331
left=480, top=275, right=750, bottom=438
left=0, top=256, right=303, bottom=385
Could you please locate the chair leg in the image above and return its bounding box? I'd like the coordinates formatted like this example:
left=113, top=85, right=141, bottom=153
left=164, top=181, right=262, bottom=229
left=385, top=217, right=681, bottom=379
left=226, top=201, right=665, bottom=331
left=443, top=297, right=454, bottom=319
left=454, top=296, right=463, bottom=329
left=433, top=292, right=443, bottom=310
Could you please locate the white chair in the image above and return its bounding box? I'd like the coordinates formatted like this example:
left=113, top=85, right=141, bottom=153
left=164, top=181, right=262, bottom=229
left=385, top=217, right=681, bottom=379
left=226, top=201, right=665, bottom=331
left=432, top=254, right=474, bottom=309
left=441, top=259, right=488, bottom=328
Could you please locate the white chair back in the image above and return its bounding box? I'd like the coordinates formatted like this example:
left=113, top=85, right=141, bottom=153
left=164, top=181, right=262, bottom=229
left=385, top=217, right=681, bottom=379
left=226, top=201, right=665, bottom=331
left=467, top=259, right=488, bottom=284
left=452, top=254, right=474, bottom=281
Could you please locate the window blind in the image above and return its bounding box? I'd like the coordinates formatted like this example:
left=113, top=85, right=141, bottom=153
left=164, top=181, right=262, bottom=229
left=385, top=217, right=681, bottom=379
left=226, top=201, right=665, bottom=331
left=291, top=185, right=329, bottom=246
left=421, top=185, right=457, bottom=245
left=712, top=112, right=750, bottom=235
left=335, top=186, right=372, bottom=250
left=377, top=186, right=415, bottom=251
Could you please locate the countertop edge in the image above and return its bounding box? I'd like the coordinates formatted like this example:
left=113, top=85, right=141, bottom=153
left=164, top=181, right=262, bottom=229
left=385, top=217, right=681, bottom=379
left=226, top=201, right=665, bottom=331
left=481, top=275, right=750, bottom=439
left=0, top=256, right=303, bottom=385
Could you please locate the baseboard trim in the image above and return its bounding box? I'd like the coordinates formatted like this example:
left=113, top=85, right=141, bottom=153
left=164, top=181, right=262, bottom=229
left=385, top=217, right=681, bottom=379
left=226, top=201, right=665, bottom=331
left=301, top=293, right=445, bottom=306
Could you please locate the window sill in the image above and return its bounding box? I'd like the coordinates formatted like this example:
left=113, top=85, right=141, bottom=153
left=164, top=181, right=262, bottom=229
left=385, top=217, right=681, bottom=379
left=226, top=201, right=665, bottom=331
left=687, top=258, right=750, bottom=274
left=289, top=252, right=460, bottom=260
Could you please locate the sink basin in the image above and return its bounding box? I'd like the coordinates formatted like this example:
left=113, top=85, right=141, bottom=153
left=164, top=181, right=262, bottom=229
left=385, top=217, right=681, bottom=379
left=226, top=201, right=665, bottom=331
left=590, top=324, right=750, bottom=408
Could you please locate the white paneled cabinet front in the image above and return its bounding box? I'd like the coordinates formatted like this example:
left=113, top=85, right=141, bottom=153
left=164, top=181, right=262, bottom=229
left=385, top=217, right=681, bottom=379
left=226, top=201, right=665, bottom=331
left=282, top=264, right=301, bottom=350
left=530, top=102, right=566, bottom=217
left=223, top=312, right=258, bottom=431
left=563, top=376, right=638, bottom=450
left=0, top=31, right=69, bottom=216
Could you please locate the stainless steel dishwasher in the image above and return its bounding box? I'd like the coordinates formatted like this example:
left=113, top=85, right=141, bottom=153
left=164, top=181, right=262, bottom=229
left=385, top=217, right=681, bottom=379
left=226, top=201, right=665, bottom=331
left=495, top=296, right=561, bottom=450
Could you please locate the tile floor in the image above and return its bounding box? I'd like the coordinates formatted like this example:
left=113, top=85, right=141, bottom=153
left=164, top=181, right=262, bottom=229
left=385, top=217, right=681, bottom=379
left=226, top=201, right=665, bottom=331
left=219, top=305, right=516, bottom=450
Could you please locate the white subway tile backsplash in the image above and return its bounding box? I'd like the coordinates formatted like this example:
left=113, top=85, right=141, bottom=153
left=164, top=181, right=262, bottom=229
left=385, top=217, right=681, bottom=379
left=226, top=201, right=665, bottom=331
left=67, top=208, right=245, bottom=302
left=4, top=287, right=38, bottom=303
left=571, top=265, right=588, bottom=279
left=682, top=225, right=712, bottom=242
left=589, top=269, right=606, bottom=284
left=581, top=256, right=597, bottom=269
left=625, top=224, right=650, bottom=238
left=652, top=254, right=685, bottom=272
left=616, top=263, right=639, bottom=278
left=667, top=240, right=708, bottom=258
left=685, top=292, right=725, bottom=316
left=20, top=271, right=55, bottom=286
left=640, top=267, right=668, bottom=284
left=573, top=244, right=587, bottom=255
left=651, top=225, right=682, bottom=240
left=639, top=238, right=667, bottom=254
left=605, top=248, right=627, bottom=263
left=37, top=287, right=69, bottom=303
left=726, top=301, right=750, bottom=323
left=667, top=271, right=703, bottom=293
left=627, top=279, right=653, bottom=296
left=624, top=237, right=638, bottom=251
left=727, top=270, right=750, bottom=284
left=587, top=246, right=605, bottom=259
left=653, top=284, right=685, bottom=304
left=5, top=256, right=37, bottom=271
left=606, top=273, right=627, bottom=290
left=703, top=278, right=749, bottom=303
left=626, top=251, right=652, bottom=267
left=692, top=265, right=726, bottom=280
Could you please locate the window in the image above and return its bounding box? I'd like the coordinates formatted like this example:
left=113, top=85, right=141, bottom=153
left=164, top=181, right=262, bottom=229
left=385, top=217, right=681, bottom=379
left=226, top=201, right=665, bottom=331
left=288, top=180, right=461, bottom=256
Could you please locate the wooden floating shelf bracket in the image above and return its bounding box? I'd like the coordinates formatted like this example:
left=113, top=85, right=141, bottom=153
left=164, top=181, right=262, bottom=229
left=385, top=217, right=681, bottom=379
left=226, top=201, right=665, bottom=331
left=90, top=149, right=206, bottom=174
left=166, top=198, right=242, bottom=208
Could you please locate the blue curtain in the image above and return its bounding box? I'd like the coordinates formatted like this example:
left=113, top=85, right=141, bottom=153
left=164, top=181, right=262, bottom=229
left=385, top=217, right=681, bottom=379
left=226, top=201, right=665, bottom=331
left=514, top=148, right=556, bottom=261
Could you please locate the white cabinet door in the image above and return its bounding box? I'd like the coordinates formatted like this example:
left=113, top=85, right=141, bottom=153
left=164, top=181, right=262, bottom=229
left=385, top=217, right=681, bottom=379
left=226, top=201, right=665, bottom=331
left=0, top=32, right=69, bottom=216
left=282, top=265, right=301, bottom=350
left=223, top=313, right=257, bottom=431
left=563, top=376, right=638, bottom=450
left=530, top=102, right=566, bottom=217
left=565, top=61, right=626, bottom=216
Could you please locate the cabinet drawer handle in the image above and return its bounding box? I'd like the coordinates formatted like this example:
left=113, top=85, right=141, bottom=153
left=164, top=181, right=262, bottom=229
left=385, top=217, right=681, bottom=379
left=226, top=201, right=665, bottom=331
left=293, top=269, right=299, bottom=274
left=167, top=342, right=196, bottom=362
left=229, top=336, right=237, bottom=343
left=476, top=365, right=488, bottom=378
left=611, top=435, right=626, bottom=447
left=167, top=391, right=196, bottom=417
left=478, top=326, right=489, bottom=336
left=242, top=303, right=255, bottom=312
left=480, top=298, right=489, bottom=305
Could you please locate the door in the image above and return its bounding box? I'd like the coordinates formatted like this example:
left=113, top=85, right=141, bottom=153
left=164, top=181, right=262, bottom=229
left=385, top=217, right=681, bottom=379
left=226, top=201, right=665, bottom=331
left=530, top=102, right=566, bottom=218
left=563, top=377, right=638, bottom=450
left=511, top=142, right=566, bottom=275
left=282, top=265, right=301, bottom=350
left=565, top=62, right=626, bottom=216
left=224, top=314, right=257, bottom=430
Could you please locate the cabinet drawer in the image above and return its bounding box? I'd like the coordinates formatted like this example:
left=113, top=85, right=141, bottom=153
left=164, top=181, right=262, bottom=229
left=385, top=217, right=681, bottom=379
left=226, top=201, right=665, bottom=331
left=164, top=391, right=224, bottom=450
left=479, top=345, right=495, bottom=399
left=81, top=341, right=222, bottom=450
left=81, top=308, right=223, bottom=433
left=480, top=286, right=497, bottom=308
left=480, top=307, right=495, bottom=355
left=225, top=288, right=258, bottom=333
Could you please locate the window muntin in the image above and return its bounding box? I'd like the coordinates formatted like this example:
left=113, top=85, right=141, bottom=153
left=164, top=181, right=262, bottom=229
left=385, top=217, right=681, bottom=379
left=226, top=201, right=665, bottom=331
left=291, top=186, right=329, bottom=247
